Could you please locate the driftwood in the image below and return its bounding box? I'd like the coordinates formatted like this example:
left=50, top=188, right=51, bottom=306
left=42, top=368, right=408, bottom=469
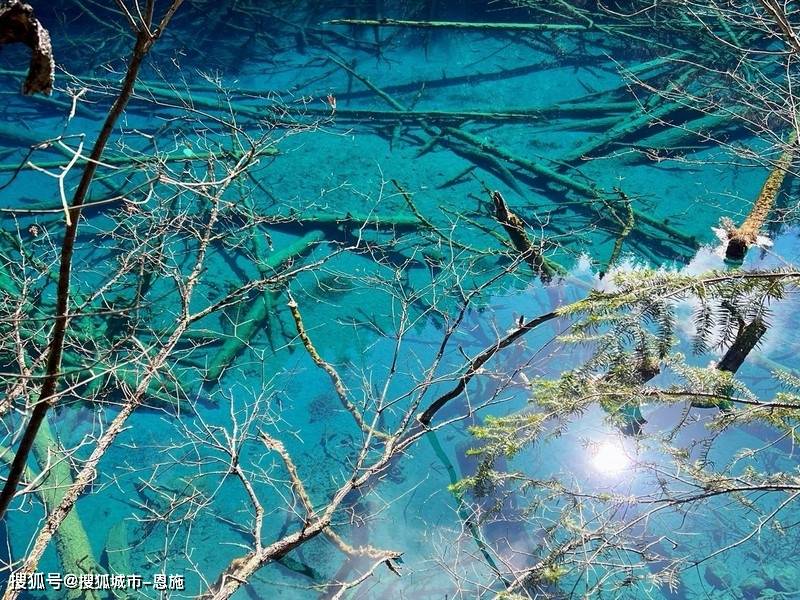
left=28, top=65, right=637, bottom=133
left=719, top=131, right=797, bottom=262
left=0, top=0, right=53, bottom=94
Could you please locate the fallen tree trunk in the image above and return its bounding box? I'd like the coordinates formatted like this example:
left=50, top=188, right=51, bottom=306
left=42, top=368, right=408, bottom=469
left=0, top=147, right=277, bottom=174
left=326, top=18, right=590, bottom=31
left=720, top=131, right=797, bottom=262
left=330, top=56, right=699, bottom=256
left=204, top=230, right=325, bottom=383
left=440, top=125, right=699, bottom=248
left=620, top=109, right=742, bottom=161
left=559, top=69, right=696, bottom=163
left=298, top=102, right=636, bottom=123
left=0, top=417, right=105, bottom=600
left=270, top=212, right=421, bottom=230
left=29, top=418, right=104, bottom=600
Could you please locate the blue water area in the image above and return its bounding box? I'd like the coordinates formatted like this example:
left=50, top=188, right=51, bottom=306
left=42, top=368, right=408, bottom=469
left=0, top=1, right=799, bottom=599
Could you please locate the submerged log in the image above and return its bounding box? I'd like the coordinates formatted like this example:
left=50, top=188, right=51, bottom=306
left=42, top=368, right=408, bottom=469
left=326, top=18, right=589, bottom=31
left=30, top=418, right=104, bottom=600
left=0, top=147, right=277, bottom=174
left=559, top=69, right=695, bottom=163
left=720, top=131, right=797, bottom=262
left=2, top=66, right=626, bottom=115
left=272, top=212, right=420, bottom=230
left=330, top=56, right=699, bottom=257
left=440, top=125, right=698, bottom=249
left=620, top=109, right=741, bottom=161
left=426, top=431, right=505, bottom=579
left=603, top=189, right=635, bottom=275
left=295, top=102, right=636, bottom=124
left=70, top=358, right=193, bottom=414
left=102, top=520, right=132, bottom=576
left=0, top=450, right=102, bottom=600
left=204, top=230, right=325, bottom=383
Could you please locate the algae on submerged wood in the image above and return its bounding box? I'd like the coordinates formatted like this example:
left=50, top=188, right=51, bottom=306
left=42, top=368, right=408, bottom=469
left=3, top=1, right=800, bottom=599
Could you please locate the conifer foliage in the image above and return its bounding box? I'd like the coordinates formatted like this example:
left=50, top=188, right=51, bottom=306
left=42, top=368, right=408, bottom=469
left=460, top=267, right=800, bottom=597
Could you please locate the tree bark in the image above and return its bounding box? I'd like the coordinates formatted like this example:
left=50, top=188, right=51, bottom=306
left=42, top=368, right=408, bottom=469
left=0, top=0, right=53, bottom=95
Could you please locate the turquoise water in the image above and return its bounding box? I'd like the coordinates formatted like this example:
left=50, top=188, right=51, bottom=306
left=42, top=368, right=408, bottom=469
left=0, top=1, right=799, bottom=599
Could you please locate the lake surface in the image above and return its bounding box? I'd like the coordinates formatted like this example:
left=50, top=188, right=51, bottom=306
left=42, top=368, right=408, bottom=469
left=1, top=1, right=799, bottom=599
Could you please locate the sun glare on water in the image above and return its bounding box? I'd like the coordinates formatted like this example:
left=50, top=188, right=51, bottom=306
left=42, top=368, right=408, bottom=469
left=591, top=441, right=631, bottom=475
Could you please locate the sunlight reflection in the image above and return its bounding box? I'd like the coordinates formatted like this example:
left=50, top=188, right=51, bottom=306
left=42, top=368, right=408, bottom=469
left=590, top=440, right=631, bottom=475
